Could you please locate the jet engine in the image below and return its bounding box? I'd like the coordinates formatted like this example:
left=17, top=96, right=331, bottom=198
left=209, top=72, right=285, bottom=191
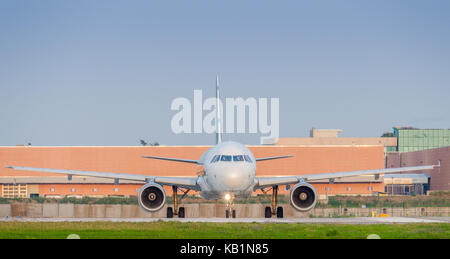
left=138, top=183, right=166, bottom=212
left=290, top=183, right=318, bottom=212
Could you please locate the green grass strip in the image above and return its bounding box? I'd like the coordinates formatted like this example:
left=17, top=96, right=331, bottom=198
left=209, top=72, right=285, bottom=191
left=0, top=222, right=448, bottom=239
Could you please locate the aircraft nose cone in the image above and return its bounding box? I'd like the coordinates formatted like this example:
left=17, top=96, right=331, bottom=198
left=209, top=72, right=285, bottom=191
left=221, top=170, right=248, bottom=190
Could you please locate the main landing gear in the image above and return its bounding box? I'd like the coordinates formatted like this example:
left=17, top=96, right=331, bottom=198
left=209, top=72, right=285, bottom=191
left=167, top=186, right=190, bottom=219
left=261, top=186, right=284, bottom=219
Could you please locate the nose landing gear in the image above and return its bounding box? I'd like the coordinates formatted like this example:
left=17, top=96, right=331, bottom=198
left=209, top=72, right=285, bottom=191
left=261, top=186, right=284, bottom=219
left=225, top=195, right=236, bottom=219
left=225, top=208, right=236, bottom=219
left=167, top=186, right=190, bottom=219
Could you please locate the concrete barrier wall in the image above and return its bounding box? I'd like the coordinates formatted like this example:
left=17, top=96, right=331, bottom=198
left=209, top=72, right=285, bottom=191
left=26, top=204, right=43, bottom=218
left=43, top=204, right=58, bottom=218
left=1, top=203, right=450, bottom=218
left=0, top=204, right=11, bottom=217
left=10, top=204, right=27, bottom=217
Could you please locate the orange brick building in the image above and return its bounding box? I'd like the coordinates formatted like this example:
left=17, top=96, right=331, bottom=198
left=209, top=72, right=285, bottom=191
left=0, top=145, right=386, bottom=198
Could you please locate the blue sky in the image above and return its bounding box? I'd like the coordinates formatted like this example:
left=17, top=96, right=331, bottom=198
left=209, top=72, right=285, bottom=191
left=1, top=0, right=449, bottom=146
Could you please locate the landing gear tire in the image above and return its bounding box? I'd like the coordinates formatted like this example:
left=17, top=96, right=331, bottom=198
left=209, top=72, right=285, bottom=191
left=167, top=207, right=174, bottom=218
left=277, top=207, right=284, bottom=219
left=178, top=207, right=185, bottom=218
left=226, top=210, right=236, bottom=219
left=265, top=207, right=272, bottom=218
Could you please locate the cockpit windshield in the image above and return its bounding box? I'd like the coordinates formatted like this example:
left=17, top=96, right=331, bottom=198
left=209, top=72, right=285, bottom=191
left=233, top=155, right=244, bottom=162
left=244, top=155, right=253, bottom=163
left=211, top=155, right=253, bottom=163
left=210, top=155, right=221, bottom=163
left=220, top=155, right=232, bottom=162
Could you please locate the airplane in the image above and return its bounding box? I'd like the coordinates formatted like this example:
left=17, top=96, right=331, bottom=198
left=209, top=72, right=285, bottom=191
left=5, top=76, right=440, bottom=219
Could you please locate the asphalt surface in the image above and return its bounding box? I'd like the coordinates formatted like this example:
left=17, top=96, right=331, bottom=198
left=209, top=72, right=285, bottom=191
left=1, top=217, right=449, bottom=224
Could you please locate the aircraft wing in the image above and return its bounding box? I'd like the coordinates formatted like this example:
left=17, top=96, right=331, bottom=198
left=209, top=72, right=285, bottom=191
left=255, top=164, right=440, bottom=190
left=5, top=165, right=200, bottom=190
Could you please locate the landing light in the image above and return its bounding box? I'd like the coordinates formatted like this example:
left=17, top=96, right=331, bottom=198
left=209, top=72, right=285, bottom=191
left=224, top=194, right=231, bottom=201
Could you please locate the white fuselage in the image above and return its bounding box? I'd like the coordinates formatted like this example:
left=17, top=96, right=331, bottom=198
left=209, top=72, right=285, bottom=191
left=197, top=141, right=257, bottom=200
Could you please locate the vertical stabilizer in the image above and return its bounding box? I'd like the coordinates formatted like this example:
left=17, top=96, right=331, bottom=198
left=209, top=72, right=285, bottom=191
left=216, top=75, right=223, bottom=144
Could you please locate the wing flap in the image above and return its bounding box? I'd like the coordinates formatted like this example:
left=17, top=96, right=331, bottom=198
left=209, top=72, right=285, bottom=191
left=6, top=166, right=149, bottom=182
left=5, top=165, right=200, bottom=190
left=155, top=177, right=199, bottom=188
left=256, top=164, right=438, bottom=189
left=302, top=165, right=437, bottom=181
left=257, top=176, right=299, bottom=187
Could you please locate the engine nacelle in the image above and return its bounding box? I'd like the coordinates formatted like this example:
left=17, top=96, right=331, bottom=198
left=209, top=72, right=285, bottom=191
left=138, top=183, right=166, bottom=212
left=290, top=183, right=318, bottom=212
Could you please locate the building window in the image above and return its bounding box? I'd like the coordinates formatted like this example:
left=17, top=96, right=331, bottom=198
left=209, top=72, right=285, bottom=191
left=93, top=188, right=97, bottom=192
left=50, top=188, right=55, bottom=193
left=2, top=184, right=28, bottom=198
left=71, top=188, right=76, bottom=192
left=368, top=187, right=373, bottom=191
left=136, top=188, right=139, bottom=192
left=114, top=188, right=119, bottom=192
left=346, top=187, right=352, bottom=191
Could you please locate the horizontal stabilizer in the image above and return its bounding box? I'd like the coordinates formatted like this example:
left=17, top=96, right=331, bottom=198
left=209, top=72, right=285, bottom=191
left=255, top=156, right=294, bottom=162
left=142, top=156, right=200, bottom=165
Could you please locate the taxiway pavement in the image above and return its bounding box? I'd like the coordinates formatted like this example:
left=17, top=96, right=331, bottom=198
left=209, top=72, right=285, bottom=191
left=1, top=217, right=448, bottom=224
